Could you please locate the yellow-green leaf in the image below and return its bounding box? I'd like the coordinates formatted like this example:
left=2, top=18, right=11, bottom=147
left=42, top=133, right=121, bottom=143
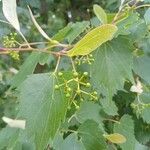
left=67, top=24, right=118, bottom=57
left=103, top=133, right=126, bottom=144
left=93, top=4, right=107, bottom=24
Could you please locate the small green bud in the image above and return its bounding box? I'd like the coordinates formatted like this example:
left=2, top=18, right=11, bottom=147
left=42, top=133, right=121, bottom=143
left=83, top=72, right=88, bottom=76
left=93, top=91, right=98, bottom=95
left=73, top=72, right=79, bottom=77
left=81, top=98, right=84, bottom=101
left=54, top=85, right=59, bottom=90
left=58, top=72, right=63, bottom=76
left=86, top=83, right=91, bottom=87
left=76, top=90, right=81, bottom=94
left=75, top=61, right=78, bottom=64
left=89, top=54, right=93, bottom=58
left=75, top=105, right=80, bottom=109
left=66, top=93, right=71, bottom=98
left=68, top=106, right=71, bottom=110
left=67, top=87, right=72, bottom=92
left=94, top=96, right=98, bottom=100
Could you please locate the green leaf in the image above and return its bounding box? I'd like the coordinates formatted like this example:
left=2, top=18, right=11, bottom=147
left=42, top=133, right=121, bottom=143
left=103, top=133, right=126, bottom=144
left=0, top=127, right=35, bottom=149
left=52, top=23, right=72, bottom=42
left=78, top=120, right=107, bottom=150
left=65, top=21, right=90, bottom=44
left=114, top=115, right=137, bottom=150
left=67, top=24, right=117, bottom=56
left=91, top=37, right=133, bottom=97
left=116, top=12, right=139, bottom=36
left=11, top=52, right=40, bottom=88
left=135, top=118, right=150, bottom=146
left=134, top=55, right=150, bottom=84
left=135, top=141, right=149, bottom=150
left=0, top=127, right=20, bottom=149
left=58, top=133, right=85, bottom=150
left=93, top=4, right=107, bottom=24
left=99, top=86, right=118, bottom=115
left=51, top=132, right=64, bottom=150
left=138, top=93, right=150, bottom=124
left=18, top=73, right=69, bottom=150
left=2, top=0, right=20, bottom=31
left=75, top=101, right=103, bottom=124
left=144, top=8, right=150, bottom=26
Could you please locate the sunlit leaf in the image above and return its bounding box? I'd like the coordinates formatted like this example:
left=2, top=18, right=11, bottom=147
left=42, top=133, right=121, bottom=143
left=93, top=4, right=107, bottom=24
left=67, top=24, right=117, bottom=56
left=104, top=133, right=126, bottom=144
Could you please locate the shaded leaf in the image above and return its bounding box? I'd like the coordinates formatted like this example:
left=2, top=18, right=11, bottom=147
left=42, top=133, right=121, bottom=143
left=58, top=133, right=85, bottom=150
left=134, top=55, right=150, bottom=84
left=66, top=21, right=90, bottom=44
left=11, top=52, right=40, bottom=88
left=67, top=24, right=117, bottom=56
left=0, top=127, right=20, bottom=149
left=134, top=118, right=150, bottom=145
left=114, top=115, right=137, bottom=150
left=75, top=101, right=103, bottom=124
left=53, top=23, right=73, bottom=42
left=78, top=120, right=107, bottom=150
left=99, top=86, right=118, bottom=115
left=135, top=141, right=149, bottom=150
left=91, top=37, right=133, bottom=98
left=144, top=8, right=150, bottom=26
left=137, top=93, right=150, bottom=124
left=18, top=73, right=69, bottom=150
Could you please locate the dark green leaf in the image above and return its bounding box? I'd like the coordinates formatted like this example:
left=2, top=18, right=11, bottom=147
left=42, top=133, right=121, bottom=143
left=11, top=52, right=40, bottom=88
left=52, top=23, right=72, bottom=42
left=78, top=120, right=107, bottom=150
left=58, top=133, right=85, bottom=150
left=65, top=21, right=90, bottom=44
left=91, top=37, right=133, bottom=98
left=144, top=8, right=150, bottom=26
left=75, top=101, right=103, bottom=124
left=114, top=115, right=137, bottom=150
left=18, top=73, right=69, bottom=149
left=134, top=55, right=150, bottom=84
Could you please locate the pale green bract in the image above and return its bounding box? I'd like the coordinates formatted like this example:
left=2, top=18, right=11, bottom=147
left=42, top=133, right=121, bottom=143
left=104, top=133, right=126, bottom=144
left=2, top=0, right=20, bottom=31
left=67, top=24, right=118, bottom=57
left=93, top=4, right=107, bottom=24
left=28, top=6, right=58, bottom=44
